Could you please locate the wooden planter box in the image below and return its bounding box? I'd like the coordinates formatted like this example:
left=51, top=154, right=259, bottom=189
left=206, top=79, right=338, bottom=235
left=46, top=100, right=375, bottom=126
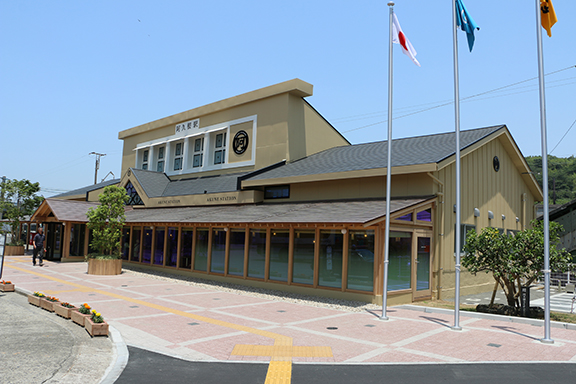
left=71, top=310, right=92, bottom=326
left=87, top=258, right=122, bottom=275
left=54, top=304, right=76, bottom=319
left=28, top=295, right=42, bottom=307
left=5, top=245, right=25, bottom=256
left=40, top=298, right=59, bottom=312
left=0, top=283, right=15, bottom=292
left=85, top=317, right=109, bottom=337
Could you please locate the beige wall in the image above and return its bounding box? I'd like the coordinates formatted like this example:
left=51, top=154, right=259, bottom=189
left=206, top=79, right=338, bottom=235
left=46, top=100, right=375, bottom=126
left=273, top=173, right=434, bottom=203
left=436, top=136, right=538, bottom=298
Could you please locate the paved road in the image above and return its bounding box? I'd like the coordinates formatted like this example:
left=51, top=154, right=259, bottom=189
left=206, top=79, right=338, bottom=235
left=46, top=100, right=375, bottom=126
left=118, top=345, right=576, bottom=384
left=0, top=290, right=113, bottom=384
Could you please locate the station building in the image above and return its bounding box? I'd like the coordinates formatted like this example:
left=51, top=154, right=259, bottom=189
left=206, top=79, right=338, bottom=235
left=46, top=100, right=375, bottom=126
left=32, top=79, right=543, bottom=305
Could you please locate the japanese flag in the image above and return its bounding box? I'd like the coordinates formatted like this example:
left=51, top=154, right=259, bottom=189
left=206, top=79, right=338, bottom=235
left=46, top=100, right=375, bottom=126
left=392, top=13, right=420, bottom=67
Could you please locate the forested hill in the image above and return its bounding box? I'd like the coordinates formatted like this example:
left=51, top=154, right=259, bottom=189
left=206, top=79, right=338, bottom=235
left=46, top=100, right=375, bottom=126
left=525, top=156, right=576, bottom=204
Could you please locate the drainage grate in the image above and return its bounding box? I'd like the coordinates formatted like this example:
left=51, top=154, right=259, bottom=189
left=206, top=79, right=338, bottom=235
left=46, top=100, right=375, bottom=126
left=88, top=294, right=96, bottom=296
left=487, top=343, right=502, bottom=348
left=121, top=285, right=128, bottom=287
left=365, top=324, right=376, bottom=328
left=277, top=310, right=286, bottom=313
left=327, top=327, right=338, bottom=330
left=130, top=306, right=139, bottom=308
left=213, top=298, right=221, bottom=300
left=188, top=322, right=200, bottom=326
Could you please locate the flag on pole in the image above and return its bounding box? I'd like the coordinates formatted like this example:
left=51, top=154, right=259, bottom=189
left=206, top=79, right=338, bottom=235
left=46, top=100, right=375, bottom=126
left=392, top=13, right=420, bottom=67
left=455, top=0, right=480, bottom=52
left=541, top=0, right=557, bottom=37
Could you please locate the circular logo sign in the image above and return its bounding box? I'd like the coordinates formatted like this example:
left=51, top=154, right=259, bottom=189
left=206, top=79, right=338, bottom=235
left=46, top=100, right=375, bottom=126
left=493, top=156, right=500, bottom=172
left=233, top=130, right=249, bottom=155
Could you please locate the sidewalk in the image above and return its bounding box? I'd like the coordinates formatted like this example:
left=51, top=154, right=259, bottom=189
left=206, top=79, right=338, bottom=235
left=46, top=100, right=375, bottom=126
left=2, top=256, right=576, bottom=382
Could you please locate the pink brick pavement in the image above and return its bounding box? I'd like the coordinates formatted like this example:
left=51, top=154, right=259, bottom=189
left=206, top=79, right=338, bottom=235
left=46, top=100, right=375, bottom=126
left=3, top=256, right=576, bottom=364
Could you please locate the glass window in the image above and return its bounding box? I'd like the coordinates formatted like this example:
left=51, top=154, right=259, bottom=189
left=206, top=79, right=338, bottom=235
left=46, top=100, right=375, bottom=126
left=269, top=230, right=289, bottom=282
left=264, top=186, right=290, bottom=199
left=166, top=227, right=178, bottom=267
left=142, top=226, right=153, bottom=263
left=388, top=231, right=412, bottom=291
left=180, top=228, right=193, bottom=268
left=318, top=230, right=343, bottom=288
left=194, top=228, right=209, bottom=271
left=125, top=181, right=144, bottom=206
left=154, top=227, right=165, bottom=265
left=416, top=237, right=430, bottom=290
left=395, top=213, right=412, bottom=221
left=157, top=160, right=164, bottom=172
left=158, top=147, right=165, bottom=159
left=193, top=138, right=204, bottom=168
left=142, top=150, right=149, bottom=170
left=131, top=226, right=141, bottom=262
left=213, top=132, right=226, bottom=165
left=293, top=230, right=315, bottom=285
left=70, top=224, right=86, bottom=257
left=142, top=163, right=148, bottom=170
left=211, top=228, right=226, bottom=274
left=416, top=208, right=432, bottom=222
left=121, top=226, right=130, bottom=260
left=228, top=229, right=245, bottom=276
left=174, top=142, right=183, bottom=171
left=247, top=229, right=266, bottom=279
left=347, top=230, right=375, bottom=291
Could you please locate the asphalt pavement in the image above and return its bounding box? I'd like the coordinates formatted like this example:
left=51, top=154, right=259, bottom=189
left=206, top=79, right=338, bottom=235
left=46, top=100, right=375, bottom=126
left=0, top=290, right=117, bottom=384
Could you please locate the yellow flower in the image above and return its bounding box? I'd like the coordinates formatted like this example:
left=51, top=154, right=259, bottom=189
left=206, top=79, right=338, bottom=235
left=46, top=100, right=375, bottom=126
left=96, top=313, right=101, bottom=317
left=91, top=309, right=96, bottom=313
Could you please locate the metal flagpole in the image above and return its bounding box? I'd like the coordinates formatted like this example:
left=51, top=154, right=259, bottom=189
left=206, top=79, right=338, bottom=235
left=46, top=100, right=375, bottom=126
left=381, top=1, right=395, bottom=320
left=451, top=0, right=462, bottom=331
left=535, top=0, right=553, bottom=344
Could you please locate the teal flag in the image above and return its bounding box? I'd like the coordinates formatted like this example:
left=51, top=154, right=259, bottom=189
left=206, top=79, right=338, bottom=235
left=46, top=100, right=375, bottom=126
left=455, top=0, right=480, bottom=51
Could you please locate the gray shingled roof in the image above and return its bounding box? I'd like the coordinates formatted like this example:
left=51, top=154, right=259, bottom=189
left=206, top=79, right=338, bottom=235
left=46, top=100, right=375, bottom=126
left=40, top=199, right=100, bottom=222
left=125, top=198, right=432, bottom=224
left=245, top=126, right=505, bottom=181
left=130, top=168, right=248, bottom=197
left=52, top=179, right=120, bottom=199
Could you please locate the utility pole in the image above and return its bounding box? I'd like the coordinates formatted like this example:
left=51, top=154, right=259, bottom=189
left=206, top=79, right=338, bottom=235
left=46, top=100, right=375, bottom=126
left=89, top=152, right=106, bottom=185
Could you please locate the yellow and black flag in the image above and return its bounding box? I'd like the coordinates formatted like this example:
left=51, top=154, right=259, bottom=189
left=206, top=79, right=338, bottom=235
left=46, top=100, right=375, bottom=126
left=541, top=0, right=557, bottom=37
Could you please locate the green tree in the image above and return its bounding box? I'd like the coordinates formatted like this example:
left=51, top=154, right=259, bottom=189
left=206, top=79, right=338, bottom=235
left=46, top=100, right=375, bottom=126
left=86, top=185, right=129, bottom=257
left=0, top=179, right=44, bottom=245
left=526, top=155, right=576, bottom=204
left=463, top=220, right=571, bottom=308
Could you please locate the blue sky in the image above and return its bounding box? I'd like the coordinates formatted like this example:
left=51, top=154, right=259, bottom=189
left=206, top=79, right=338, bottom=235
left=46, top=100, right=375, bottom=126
left=1, top=1, right=575, bottom=197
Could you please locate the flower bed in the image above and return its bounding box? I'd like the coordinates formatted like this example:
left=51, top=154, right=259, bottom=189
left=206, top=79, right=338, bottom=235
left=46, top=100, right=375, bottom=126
left=54, top=302, right=76, bottom=319
left=40, top=296, right=59, bottom=312
left=85, top=310, right=109, bottom=337
left=0, top=280, right=15, bottom=292
left=71, top=303, right=92, bottom=326
left=28, top=292, right=45, bottom=306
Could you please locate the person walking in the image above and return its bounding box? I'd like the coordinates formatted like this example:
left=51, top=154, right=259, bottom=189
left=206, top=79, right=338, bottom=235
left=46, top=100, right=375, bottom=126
left=33, top=227, right=46, bottom=267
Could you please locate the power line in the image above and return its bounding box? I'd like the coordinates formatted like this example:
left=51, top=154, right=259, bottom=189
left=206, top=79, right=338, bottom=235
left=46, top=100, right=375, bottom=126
left=549, top=118, right=576, bottom=155
left=341, top=65, right=576, bottom=133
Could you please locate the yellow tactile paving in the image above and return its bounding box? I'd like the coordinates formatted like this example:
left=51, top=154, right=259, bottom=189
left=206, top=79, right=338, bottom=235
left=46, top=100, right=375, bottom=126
left=232, top=345, right=333, bottom=358
left=264, top=361, right=292, bottom=384
left=6, top=263, right=334, bottom=383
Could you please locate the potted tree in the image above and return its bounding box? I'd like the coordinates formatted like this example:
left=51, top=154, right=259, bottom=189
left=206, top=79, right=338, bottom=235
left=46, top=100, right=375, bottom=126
left=86, top=185, right=129, bottom=275
left=0, top=179, right=43, bottom=255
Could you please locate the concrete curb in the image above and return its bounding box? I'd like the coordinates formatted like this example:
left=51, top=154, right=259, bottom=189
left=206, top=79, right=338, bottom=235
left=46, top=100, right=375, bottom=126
left=397, top=304, right=576, bottom=331
left=99, top=326, right=129, bottom=384
left=14, top=286, right=128, bottom=383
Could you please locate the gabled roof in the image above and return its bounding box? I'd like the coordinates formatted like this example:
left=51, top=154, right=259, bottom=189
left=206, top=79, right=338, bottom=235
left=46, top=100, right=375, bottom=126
left=52, top=179, right=120, bottom=199
left=243, top=126, right=504, bottom=183
left=129, top=168, right=248, bottom=198
left=31, top=199, right=100, bottom=223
